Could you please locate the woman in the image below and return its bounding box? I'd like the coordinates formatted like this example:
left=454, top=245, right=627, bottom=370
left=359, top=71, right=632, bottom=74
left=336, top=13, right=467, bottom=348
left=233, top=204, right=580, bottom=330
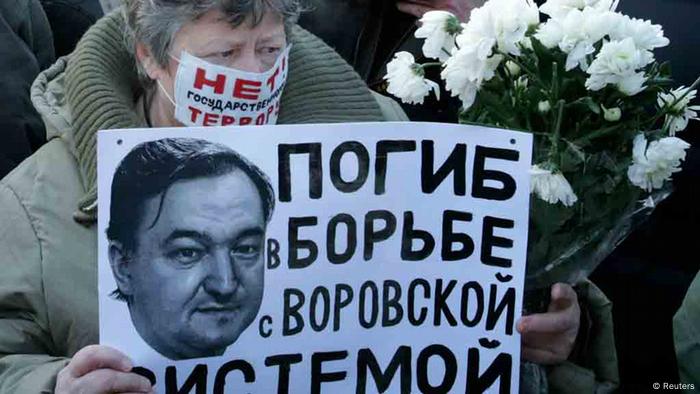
left=0, top=1, right=404, bottom=392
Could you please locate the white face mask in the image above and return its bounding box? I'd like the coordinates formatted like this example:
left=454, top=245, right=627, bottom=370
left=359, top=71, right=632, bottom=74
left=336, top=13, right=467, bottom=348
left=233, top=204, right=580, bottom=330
left=157, top=45, right=291, bottom=127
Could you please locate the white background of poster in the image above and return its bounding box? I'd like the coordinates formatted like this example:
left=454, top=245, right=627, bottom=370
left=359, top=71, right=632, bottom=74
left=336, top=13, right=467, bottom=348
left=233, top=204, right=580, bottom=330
left=97, top=122, right=532, bottom=393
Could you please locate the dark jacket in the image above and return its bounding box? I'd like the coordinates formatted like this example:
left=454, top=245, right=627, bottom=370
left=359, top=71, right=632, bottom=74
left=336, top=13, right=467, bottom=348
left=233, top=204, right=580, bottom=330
left=299, top=0, right=461, bottom=123
left=39, top=0, right=102, bottom=57
left=0, top=0, right=54, bottom=179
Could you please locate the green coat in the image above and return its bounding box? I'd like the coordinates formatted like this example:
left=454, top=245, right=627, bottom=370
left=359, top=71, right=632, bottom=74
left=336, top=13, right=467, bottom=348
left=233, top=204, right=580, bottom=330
left=674, top=271, right=700, bottom=390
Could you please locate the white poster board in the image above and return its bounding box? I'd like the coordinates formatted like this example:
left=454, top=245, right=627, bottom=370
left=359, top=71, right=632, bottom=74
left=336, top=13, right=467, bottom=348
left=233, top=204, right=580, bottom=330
left=97, top=122, right=532, bottom=393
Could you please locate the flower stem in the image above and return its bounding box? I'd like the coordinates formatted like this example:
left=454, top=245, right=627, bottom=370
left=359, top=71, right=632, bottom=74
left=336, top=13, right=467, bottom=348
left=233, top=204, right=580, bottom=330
left=573, top=123, right=624, bottom=145
left=550, top=100, right=565, bottom=164
left=649, top=75, right=700, bottom=127
left=421, top=62, right=443, bottom=68
left=550, top=62, right=559, bottom=102
left=499, top=52, right=547, bottom=90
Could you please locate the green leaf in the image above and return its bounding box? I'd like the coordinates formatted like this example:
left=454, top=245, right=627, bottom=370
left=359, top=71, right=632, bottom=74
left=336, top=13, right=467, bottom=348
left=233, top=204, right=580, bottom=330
left=659, top=61, right=672, bottom=78
left=565, top=97, right=601, bottom=115
left=559, top=141, right=586, bottom=172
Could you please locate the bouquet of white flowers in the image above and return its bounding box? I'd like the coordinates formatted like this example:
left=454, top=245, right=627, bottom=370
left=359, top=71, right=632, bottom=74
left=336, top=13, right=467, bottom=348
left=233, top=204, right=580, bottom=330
left=385, top=0, right=699, bottom=290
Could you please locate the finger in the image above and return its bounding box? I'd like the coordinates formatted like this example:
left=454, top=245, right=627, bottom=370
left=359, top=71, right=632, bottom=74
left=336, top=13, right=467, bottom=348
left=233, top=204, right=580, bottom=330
left=397, top=0, right=436, bottom=6
left=121, top=391, right=155, bottom=394
left=396, top=2, right=435, bottom=18
left=521, top=331, right=571, bottom=355
left=78, top=369, right=152, bottom=393
left=69, top=345, right=133, bottom=378
left=549, top=283, right=577, bottom=312
left=519, top=310, right=576, bottom=334
left=521, top=346, right=566, bottom=365
left=520, top=330, right=556, bottom=348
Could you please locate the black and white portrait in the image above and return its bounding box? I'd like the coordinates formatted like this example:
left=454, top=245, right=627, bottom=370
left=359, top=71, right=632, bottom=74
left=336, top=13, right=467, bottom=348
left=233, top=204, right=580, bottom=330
left=105, top=138, right=275, bottom=360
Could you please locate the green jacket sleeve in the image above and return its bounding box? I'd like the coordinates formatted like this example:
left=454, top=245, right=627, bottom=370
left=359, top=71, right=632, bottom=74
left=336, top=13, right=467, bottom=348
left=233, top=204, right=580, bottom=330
left=0, top=181, right=69, bottom=394
left=674, top=271, right=700, bottom=389
left=546, top=280, right=619, bottom=393
left=371, top=91, right=409, bottom=121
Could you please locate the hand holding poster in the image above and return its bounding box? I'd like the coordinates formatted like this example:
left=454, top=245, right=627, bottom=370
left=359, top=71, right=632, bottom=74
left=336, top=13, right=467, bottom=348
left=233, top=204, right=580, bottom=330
left=97, top=122, right=532, bottom=393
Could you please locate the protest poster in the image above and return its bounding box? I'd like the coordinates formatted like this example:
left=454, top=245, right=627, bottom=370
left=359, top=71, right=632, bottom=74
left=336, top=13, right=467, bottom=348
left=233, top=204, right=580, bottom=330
left=97, top=122, right=533, bottom=393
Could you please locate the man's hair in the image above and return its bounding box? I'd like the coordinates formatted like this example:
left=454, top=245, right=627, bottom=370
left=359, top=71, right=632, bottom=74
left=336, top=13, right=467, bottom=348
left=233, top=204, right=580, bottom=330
left=106, top=137, right=275, bottom=254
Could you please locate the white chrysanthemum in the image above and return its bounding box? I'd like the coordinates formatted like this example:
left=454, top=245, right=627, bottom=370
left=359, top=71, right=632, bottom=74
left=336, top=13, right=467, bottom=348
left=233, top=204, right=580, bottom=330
left=610, top=15, right=669, bottom=52
left=530, top=165, right=579, bottom=206
left=535, top=7, right=616, bottom=71
left=463, top=0, right=539, bottom=57
left=441, top=45, right=502, bottom=109
left=415, top=11, right=462, bottom=61
left=539, top=0, right=617, bottom=19
left=657, top=87, right=700, bottom=135
left=627, top=134, right=690, bottom=191
left=440, top=0, right=536, bottom=109
left=384, top=52, right=440, bottom=105
left=585, top=38, right=652, bottom=95
left=534, top=18, right=564, bottom=48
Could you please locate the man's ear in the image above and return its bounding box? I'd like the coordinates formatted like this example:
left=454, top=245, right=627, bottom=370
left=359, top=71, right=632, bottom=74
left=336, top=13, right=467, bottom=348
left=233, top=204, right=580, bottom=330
left=136, top=42, right=162, bottom=81
left=109, top=241, right=134, bottom=298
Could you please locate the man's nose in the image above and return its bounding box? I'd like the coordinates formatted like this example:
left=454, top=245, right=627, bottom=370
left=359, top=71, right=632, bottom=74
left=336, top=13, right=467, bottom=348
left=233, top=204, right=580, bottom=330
left=204, top=250, right=238, bottom=297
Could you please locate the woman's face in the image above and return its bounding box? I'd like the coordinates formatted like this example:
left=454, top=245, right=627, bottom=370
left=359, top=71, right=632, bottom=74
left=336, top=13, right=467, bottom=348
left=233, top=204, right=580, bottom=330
left=171, top=9, right=287, bottom=72
left=140, top=8, right=287, bottom=126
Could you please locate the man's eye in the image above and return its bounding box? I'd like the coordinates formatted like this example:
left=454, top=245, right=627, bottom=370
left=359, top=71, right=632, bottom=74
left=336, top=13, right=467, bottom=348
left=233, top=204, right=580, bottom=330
left=230, top=244, right=261, bottom=259
left=170, top=248, right=204, bottom=264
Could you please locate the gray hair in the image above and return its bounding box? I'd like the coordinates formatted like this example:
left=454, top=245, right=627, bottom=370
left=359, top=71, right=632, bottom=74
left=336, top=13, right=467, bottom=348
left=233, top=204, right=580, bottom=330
left=122, top=0, right=303, bottom=85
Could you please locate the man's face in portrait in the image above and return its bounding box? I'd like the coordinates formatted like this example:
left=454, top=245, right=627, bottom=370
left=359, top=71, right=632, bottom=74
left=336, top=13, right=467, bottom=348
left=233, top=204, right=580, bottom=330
left=110, top=170, right=265, bottom=360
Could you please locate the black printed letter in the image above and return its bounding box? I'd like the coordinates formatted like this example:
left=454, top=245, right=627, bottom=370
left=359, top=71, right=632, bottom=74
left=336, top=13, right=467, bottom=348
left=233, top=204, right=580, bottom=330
left=311, top=351, right=349, bottom=394
left=278, top=143, right=322, bottom=202
left=327, top=214, right=357, bottom=264
left=267, top=238, right=280, bottom=269
left=416, top=345, right=457, bottom=393
left=356, top=346, right=411, bottom=394
left=288, top=217, right=318, bottom=269
left=442, top=210, right=474, bottom=261
left=481, top=216, right=514, bottom=268
left=330, top=141, right=370, bottom=193
left=364, top=210, right=397, bottom=261
left=375, top=140, right=417, bottom=195
left=401, top=212, right=435, bottom=261
left=265, top=354, right=303, bottom=394
left=421, top=140, right=466, bottom=195
left=486, top=285, right=515, bottom=335
left=466, top=348, right=512, bottom=394
left=213, top=360, right=254, bottom=394
left=382, top=280, right=404, bottom=327
left=283, top=288, right=305, bottom=336
left=165, top=364, right=207, bottom=394
left=472, top=146, right=518, bottom=201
